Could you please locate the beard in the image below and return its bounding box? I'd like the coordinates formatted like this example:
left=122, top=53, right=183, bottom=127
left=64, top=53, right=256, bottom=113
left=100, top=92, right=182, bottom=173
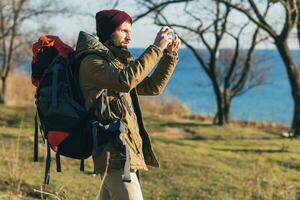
left=110, top=35, right=129, bottom=49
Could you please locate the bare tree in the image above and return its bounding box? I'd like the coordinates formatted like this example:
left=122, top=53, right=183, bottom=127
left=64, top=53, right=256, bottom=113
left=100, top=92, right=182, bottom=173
left=134, top=0, right=269, bottom=125
left=297, top=1, right=300, bottom=47
left=215, top=0, right=300, bottom=134
left=0, top=0, right=68, bottom=104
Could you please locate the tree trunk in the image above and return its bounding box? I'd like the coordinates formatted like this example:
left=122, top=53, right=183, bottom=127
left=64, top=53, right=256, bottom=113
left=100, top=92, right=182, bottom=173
left=297, top=0, right=300, bottom=54
left=214, top=96, right=232, bottom=125
left=214, top=88, right=232, bottom=125
left=292, top=101, right=300, bottom=135
left=215, top=98, right=225, bottom=126
left=224, top=100, right=230, bottom=123
left=0, top=78, right=6, bottom=104
left=0, top=77, right=6, bottom=104
left=212, top=75, right=226, bottom=125
left=275, top=40, right=300, bottom=136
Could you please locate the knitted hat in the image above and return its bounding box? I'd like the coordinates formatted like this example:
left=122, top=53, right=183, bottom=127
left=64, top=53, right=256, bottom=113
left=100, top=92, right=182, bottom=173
left=95, top=9, right=132, bottom=43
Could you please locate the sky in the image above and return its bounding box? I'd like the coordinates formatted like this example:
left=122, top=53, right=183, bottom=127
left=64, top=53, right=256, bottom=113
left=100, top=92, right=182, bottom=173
left=32, top=0, right=300, bottom=49
left=46, top=0, right=159, bottom=48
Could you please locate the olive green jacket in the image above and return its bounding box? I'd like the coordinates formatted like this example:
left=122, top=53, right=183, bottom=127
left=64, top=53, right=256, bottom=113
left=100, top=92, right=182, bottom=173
left=75, top=31, right=178, bottom=173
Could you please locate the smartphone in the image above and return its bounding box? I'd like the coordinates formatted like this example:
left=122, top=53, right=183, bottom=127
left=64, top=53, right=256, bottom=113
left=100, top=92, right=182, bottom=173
left=168, top=31, right=175, bottom=40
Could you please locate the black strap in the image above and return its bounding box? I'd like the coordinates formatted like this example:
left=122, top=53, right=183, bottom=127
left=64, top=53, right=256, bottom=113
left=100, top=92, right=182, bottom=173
left=80, top=159, right=85, bottom=171
left=92, top=122, right=100, bottom=155
left=136, top=170, right=140, bottom=183
left=44, top=142, right=51, bottom=184
left=51, top=63, right=63, bottom=107
left=56, top=153, right=61, bottom=172
left=37, top=55, right=60, bottom=86
left=65, top=56, right=74, bottom=98
left=34, top=112, right=38, bottom=162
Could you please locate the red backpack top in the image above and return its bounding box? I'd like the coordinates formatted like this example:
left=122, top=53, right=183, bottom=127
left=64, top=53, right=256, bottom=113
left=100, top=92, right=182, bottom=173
left=31, top=35, right=73, bottom=87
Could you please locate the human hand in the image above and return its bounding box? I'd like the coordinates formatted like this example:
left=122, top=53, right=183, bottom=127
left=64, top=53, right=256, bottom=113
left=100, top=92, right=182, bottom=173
left=153, top=26, right=173, bottom=51
left=167, top=34, right=181, bottom=53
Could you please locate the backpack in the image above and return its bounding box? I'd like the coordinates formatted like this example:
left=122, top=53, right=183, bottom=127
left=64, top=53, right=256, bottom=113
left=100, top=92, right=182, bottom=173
left=31, top=35, right=96, bottom=184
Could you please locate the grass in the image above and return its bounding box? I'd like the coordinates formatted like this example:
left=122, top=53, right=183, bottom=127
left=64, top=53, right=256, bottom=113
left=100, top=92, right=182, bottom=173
left=0, top=106, right=300, bottom=199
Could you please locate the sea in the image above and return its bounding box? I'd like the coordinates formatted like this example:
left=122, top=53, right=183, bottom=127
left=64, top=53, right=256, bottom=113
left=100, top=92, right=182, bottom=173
left=130, top=48, right=299, bottom=125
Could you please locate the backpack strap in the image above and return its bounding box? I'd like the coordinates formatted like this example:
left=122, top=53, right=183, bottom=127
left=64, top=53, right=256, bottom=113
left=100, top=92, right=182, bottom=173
left=33, top=110, right=46, bottom=162
left=34, top=112, right=39, bottom=162
left=56, top=153, right=61, bottom=172
left=80, top=159, right=85, bottom=171
left=92, top=121, right=102, bottom=156
left=44, top=141, right=51, bottom=184
left=51, top=63, right=63, bottom=107
left=137, top=170, right=140, bottom=183
left=37, top=55, right=60, bottom=87
left=34, top=110, right=54, bottom=184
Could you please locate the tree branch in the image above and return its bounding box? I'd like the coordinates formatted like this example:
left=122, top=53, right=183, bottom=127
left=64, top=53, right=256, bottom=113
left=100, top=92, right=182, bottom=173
left=231, top=26, right=260, bottom=95
left=180, top=36, right=211, bottom=76
left=278, top=0, right=298, bottom=40
left=296, top=0, right=300, bottom=50
left=216, top=0, right=277, bottom=38
left=133, top=0, right=192, bottom=23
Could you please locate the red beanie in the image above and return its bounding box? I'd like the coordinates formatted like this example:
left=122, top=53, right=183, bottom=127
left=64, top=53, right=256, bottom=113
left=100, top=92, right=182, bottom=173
left=96, top=9, right=132, bottom=43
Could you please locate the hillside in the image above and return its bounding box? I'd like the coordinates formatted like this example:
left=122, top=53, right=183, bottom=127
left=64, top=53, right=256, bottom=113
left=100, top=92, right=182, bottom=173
left=0, top=106, right=299, bottom=199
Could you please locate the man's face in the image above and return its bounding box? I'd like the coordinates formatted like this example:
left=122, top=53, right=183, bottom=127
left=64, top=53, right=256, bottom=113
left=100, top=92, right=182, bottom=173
left=110, top=20, right=132, bottom=48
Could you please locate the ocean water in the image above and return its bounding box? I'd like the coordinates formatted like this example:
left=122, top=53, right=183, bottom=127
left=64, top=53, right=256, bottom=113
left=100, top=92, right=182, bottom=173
left=130, top=48, right=299, bottom=125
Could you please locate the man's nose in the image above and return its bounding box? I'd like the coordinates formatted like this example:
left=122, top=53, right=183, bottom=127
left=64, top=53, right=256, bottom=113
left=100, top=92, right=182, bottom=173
left=126, top=33, right=132, bottom=41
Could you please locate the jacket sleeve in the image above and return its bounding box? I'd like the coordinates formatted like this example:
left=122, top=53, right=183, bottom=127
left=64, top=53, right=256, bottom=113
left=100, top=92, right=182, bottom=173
left=136, top=50, right=178, bottom=96
left=79, top=45, right=163, bottom=92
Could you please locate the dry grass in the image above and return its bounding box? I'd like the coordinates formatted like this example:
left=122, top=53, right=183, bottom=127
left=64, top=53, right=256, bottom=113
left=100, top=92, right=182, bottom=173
left=5, top=72, right=35, bottom=107
left=184, top=113, right=290, bottom=135
left=230, top=119, right=290, bottom=135
left=1, top=114, right=31, bottom=198
left=139, top=95, right=191, bottom=116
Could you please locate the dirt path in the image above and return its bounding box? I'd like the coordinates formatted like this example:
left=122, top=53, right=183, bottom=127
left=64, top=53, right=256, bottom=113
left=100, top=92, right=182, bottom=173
left=151, top=127, right=194, bottom=139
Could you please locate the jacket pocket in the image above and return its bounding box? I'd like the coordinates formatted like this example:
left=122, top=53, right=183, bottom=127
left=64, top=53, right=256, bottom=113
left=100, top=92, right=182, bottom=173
left=108, top=96, right=125, bottom=120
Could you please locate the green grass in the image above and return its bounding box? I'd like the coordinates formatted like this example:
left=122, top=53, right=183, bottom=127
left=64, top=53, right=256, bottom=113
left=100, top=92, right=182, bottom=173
left=0, top=107, right=300, bottom=199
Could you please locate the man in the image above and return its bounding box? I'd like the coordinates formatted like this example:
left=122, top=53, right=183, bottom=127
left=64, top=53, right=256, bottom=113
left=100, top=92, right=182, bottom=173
left=75, top=9, right=180, bottom=200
